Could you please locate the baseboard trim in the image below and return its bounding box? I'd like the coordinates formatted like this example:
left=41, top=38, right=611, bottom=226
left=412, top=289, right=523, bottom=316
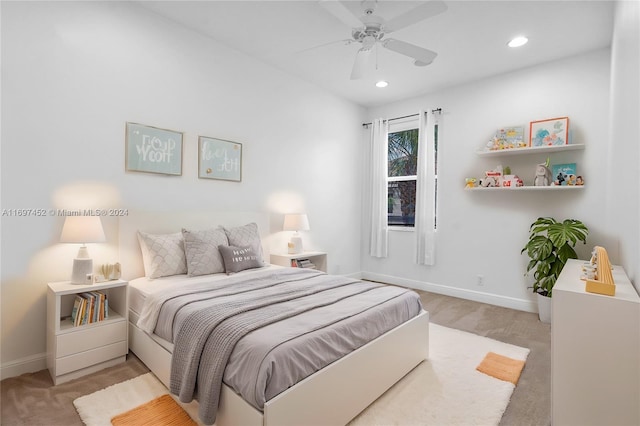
left=361, top=272, right=537, bottom=313
left=1, top=352, right=47, bottom=381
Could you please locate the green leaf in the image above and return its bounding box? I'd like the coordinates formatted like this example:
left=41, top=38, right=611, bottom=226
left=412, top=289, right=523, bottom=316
left=547, top=220, right=589, bottom=248
left=525, top=236, right=553, bottom=261
left=557, top=243, right=578, bottom=263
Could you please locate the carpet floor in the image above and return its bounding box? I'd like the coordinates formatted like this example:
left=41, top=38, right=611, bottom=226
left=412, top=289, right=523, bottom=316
left=0, top=289, right=551, bottom=426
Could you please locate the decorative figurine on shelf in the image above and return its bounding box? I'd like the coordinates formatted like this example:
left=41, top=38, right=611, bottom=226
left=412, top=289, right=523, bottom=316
left=479, top=166, right=503, bottom=187
left=503, top=174, right=524, bottom=188
left=566, top=174, right=577, bottom=185
left=534, top=158, right=553, bottom=186
left=576, top=175, right=584, bottom=185
left=465, top=178, right=477, bottom=188
left=479, top=176, right=498, bottom=187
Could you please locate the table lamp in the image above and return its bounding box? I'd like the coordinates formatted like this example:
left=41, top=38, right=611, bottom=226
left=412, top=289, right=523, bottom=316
left=60, top=216, right=106, bottom=284
left=283, top=214, right=310, bottom=254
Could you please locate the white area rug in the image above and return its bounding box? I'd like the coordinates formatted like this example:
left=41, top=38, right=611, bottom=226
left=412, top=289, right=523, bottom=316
left=349, top=323, right=530, bottom=425
left=74, top=323, right=529, bottom=426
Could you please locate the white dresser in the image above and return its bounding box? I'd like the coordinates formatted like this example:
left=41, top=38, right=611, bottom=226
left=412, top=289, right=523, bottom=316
left=552, top=259, right=640, bottom=425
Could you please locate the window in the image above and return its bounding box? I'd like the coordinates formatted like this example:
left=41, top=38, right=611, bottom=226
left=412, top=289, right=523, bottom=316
left=386, top=116, right=438, bottom=229
left=387, top=122, right=418, bottom=227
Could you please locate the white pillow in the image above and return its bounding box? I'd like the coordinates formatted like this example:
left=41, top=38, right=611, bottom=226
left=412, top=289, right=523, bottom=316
left=221, top=222, right=265, bottom=264
left=182, top=228, right=228, bottom=276
left=137, top=231, right=187, bottom=279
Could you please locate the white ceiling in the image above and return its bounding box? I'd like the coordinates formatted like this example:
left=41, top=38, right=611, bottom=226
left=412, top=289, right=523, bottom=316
left=138, top=1, right=614, bottom=107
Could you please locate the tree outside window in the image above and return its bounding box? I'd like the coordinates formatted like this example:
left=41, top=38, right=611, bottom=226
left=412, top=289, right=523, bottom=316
left=387, top=128, right=418, bottom=227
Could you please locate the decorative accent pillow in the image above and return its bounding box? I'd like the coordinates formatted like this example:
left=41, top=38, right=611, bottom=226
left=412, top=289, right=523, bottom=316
left=137, top=231, right=187, bottom=279
left=218, top=245, right=263, bottom=274
left=221, top=222, right=265, bottom=265
left=181, top=228, right=228, bottom=276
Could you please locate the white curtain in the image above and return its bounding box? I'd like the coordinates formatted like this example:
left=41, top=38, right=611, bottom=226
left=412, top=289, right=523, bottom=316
left=368, top=118, right=389, bottom=258
left=415, top=109, right=438, bottom=265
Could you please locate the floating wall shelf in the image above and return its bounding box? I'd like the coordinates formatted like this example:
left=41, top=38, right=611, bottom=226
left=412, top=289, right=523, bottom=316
left=465, top=185, right=585, bottom=191
left=475, top=144, right=585, bottom=157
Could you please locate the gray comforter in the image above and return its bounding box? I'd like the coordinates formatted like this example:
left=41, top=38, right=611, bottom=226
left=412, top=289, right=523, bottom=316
left=146, top=268, right=422, bottom=424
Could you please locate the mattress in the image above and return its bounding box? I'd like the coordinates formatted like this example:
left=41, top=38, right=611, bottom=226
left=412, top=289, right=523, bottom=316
left=129, top=267, right=423, bottom=415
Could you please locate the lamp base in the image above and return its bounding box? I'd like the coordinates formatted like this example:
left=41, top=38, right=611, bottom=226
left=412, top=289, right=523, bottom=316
left=288, top=235, right=303, bottom=254
left=71, top=258, right=93, bottom=285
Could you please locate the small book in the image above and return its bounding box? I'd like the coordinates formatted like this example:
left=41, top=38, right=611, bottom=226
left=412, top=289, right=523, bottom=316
left=71, top=296, right=82, bottom=325
left=75, top=297, right=86, bottom=326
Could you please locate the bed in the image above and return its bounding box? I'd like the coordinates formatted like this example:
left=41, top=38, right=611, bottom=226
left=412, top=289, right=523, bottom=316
left=119, top=210, right=429, bottom=426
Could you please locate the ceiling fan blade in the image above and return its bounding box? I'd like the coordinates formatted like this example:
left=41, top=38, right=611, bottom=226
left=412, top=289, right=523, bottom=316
left=384, top=0, right=448, bottom=33
left=382, top=38, right=438, bottom=65
left=295, top=39, right=354, bottom=55
left=319, top=0, right=363, bottom=29
left=350, top=48, right=372, bottom=80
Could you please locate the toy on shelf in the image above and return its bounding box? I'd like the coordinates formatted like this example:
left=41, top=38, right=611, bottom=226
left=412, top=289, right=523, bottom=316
left=503, top=174, right=524, bottom=188
left=533, top=158, right=552, bottom=186
left=583, top=246, right=615, bottom=296
left=479, top=166, right=503, bottom=187
left=465, top=178, right=477, bottom=188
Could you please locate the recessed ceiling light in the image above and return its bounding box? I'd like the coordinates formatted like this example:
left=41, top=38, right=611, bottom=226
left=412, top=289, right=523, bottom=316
left=508, top=36, right=528, bottom=48
left=376, top=80, right=389, bottom=88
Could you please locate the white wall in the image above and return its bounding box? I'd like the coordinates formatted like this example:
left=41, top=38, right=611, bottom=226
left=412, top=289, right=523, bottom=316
left=0, top=1, right=365, bottom=377
left=607, top=0, right=640, bottom=291
left=362, top=49, right=612, bottom=312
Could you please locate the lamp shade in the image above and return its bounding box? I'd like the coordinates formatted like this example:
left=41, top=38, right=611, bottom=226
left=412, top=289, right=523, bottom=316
left=60, top=216, right=106, bottom=244
left=283, top=214, right=310, bottom=232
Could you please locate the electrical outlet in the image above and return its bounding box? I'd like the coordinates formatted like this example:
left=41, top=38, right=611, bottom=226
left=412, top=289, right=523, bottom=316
left=477, top=275, right=484, bottom=286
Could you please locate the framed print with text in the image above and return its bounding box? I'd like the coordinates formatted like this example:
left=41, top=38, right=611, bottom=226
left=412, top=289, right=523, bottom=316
left=198, top=136, right=242, bottom=182
left=125, top=122, right=183, bottom=175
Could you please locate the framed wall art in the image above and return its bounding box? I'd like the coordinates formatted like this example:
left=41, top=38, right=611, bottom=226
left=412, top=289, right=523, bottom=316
left=198, top=136, right=242, bottom=182
left=529, top=117, right=569, bottom=147
left=125, top=122, right=183, bottom=175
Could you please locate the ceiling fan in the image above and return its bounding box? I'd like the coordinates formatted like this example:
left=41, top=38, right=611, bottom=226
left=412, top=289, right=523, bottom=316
left=319, top=0, right=447, bottom=79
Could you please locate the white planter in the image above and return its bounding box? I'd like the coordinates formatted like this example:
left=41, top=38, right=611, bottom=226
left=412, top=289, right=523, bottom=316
left=537, top=293, right=552, bottom=323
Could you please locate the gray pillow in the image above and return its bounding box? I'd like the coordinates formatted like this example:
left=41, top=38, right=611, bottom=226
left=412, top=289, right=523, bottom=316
left=137, top=231, right=187, bottom=279
left=218, top=245, right=263, bottom=274
left=182, top=228, right=229, bottom=276
left=221, top=222, right=265, bottom=264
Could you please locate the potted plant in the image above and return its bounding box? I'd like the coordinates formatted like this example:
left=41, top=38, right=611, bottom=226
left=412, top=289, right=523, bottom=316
left=521, top=217, right=589, bottom=322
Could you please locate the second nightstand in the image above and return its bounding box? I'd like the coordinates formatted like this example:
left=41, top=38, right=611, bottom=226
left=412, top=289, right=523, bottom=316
left=46, top=279, right=128, bottom=385
left=270, top=251, right=327, bottom=272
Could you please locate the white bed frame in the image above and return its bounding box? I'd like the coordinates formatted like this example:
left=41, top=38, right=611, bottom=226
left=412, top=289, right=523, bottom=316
left=119, top=210, right=429, bottom=426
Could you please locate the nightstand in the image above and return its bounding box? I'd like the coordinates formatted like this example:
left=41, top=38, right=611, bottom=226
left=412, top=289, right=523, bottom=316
left=46, top=279, right=128, bottom=385
left=270, top=251, right=327, bottom=272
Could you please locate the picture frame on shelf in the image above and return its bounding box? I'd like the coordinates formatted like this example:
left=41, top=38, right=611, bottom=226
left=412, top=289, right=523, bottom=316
left=529, top=117, right=569, bottom=147
left=198, top=136, right=242, bottom=182
left=486, top=126, right=526, bottom=151
left=551, top=163, right=577, bottom=186
left=125, top=122, right=183, bottom=175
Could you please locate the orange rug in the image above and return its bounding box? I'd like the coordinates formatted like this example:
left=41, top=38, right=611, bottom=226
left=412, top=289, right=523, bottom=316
left=111, top=394, right=197, bottom=426
left=476, top=351, right=526, bottom=385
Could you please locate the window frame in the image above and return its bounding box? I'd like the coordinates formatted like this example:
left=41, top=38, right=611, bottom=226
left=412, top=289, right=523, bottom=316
left=387, top=118, right=420, bottom=230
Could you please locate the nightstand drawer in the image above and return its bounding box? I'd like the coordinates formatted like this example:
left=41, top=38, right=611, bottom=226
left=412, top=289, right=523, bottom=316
left=55, top=340, right=127, bottom=376
left=57, top=321, right=126, bottom=358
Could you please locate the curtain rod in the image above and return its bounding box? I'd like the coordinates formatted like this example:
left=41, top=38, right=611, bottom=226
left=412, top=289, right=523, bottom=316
left=362, top=108, right=441, bottom=127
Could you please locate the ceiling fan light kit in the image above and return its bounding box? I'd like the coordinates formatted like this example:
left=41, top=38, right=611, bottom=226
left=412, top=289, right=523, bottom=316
left=320, top=0, right=448, bottom=79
